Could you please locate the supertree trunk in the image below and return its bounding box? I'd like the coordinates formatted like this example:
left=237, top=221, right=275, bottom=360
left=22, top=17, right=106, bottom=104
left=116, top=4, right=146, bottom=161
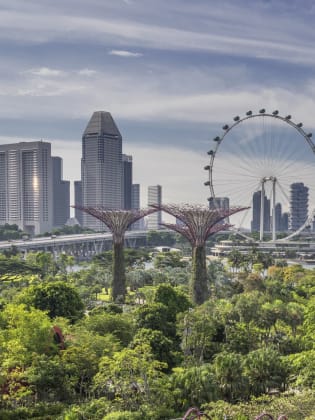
left=112, top=241, right=126, bottom=302
left=191, top=245, right=209, bottom=305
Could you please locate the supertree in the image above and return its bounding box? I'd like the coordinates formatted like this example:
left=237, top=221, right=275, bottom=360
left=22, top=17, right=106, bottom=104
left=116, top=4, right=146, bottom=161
left=150, top=204, right=248, bottom=305
left=73, top=206, right=156, bottom=302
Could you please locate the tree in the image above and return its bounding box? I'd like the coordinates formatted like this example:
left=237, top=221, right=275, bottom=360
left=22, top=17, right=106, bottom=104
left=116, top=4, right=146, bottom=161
left=154, top=251, right=186, bottom=269
left=213, top=351, right=245, bottom=402
left=0, top=304, right=55, bottom=369
left=243, top=347, right=287, bottom=396
left=16, top=281, right=84, bottom=322
left=93, top=344, right=169, bottom=412
left=171, top=365, right=217, bottom=411
left=80, top=312, right=134, bottom=347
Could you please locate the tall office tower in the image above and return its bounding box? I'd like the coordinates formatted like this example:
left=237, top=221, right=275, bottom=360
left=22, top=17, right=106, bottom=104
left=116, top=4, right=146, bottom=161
left=81, top=111, right=122, bottom=230
left=281, top=212, right=289, bottom=231
left=147, top=185, right=162, bottom=230
left=275, top=203, right=282, bottom=232
left=290, top=182, right=309, bottom=231
left=131, top=183, right=142, bottom=230
left=52, top=157, right=70, bottom=228
left=251, top=190, right=270, bottom=232
left=122, top=154, right=132, bottom=209
left=208, top=197, right=230, bottom=223
left=74, top=180, right=83, bottom=226
left=0, top=141, right=52, bottom=235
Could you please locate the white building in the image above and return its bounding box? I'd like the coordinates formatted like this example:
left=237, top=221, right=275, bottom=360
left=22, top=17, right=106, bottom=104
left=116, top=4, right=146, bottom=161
left=0, top=141, right=53, bottom=235
left=147, top=185, right=162, bottom=230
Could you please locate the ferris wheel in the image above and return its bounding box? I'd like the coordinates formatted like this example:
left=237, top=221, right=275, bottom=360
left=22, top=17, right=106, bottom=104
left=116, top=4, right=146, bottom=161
left=204, top=109, right=315, bottom=241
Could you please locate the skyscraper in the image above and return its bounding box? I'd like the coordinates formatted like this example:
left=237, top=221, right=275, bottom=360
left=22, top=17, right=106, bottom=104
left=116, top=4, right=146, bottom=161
left=275, top=202, right=282, bottom=232
left=131, top=183, right=142, bottom=230
left=52, top=157, right=70, bottom=228
left=122, top=154, right=132, bottom=210
left=147, top=185, right=162, bottom=230
left=208, top=197, right=230, bottom=223
left=74, top=180, right=83, bottom=226
left=290, top=182, right=309, bottom=231
left=0, top=141, right=53, bottom=235
left=251, top=190, right=270, bottom=232
left=81, top=111, right=122, bottom=230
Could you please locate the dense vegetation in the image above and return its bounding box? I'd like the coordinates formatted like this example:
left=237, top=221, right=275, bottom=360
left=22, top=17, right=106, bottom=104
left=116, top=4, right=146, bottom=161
left=0, top=247, right=315, bottom=419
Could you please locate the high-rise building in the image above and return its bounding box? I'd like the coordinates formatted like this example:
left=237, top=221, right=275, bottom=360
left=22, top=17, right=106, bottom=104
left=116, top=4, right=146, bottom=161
left=251, top=190, right=270, bottom=232
left=74, top=180, right=83, bottom=226
left=147, top=185, right=162, bottom=230
left=275, top=203, right=282, bottom=232
left=0, top=141, right=53, bottom=235
left=290, top=182, right=309, bottom=231
left=52, top=157, right=70, bottom=228
left=81, top=111, right=122, bottom=230
left=208, top=196, right=230, bottom=223
left=281, top=212, right=289, bottom=231
left=131, top=183, right=142, bottom=230
left=122, top=154, right=132, bottom=210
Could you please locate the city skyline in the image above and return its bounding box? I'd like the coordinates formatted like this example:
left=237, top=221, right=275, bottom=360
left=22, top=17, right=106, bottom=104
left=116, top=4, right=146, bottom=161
left=0, top=1, right=315, bottom=214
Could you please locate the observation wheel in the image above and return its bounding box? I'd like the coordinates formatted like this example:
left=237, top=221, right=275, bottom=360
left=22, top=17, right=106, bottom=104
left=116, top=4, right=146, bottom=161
left=204, top=109, right=315, bottom=241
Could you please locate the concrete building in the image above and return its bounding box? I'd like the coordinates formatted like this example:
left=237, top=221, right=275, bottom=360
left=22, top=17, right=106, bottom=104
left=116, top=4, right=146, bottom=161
left=251, top=190, right=270, bottom=233
left=0, top=141, right=53, bottom=235
left=147, top=185, right=162, bottom=230
left=131, top=183, right=143, bottom=230
left=208, top=196, right=230, bottom=223
left=52, top=157, right=70, bottom=228
left=122, top=154, right=132, bottom=210
left=74, top=180, right=83, bottom=226
left=81, top=111, right=122, bottom=230
left=290, top=182, right=309, bottom=231
left=281, top=212, right=289, bottom=231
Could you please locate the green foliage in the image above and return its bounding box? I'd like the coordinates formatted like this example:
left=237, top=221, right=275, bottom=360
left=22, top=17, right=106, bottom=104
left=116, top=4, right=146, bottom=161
left=79, top=312, right=133, bottom=347
left=0, top=304, right=55, bottom=368
left=93, top=344, right=170, bottom=412
left=243, top=347, right=288, bottom=396
left=132, top=328, right=178, bottom=369
left=146, top=230, right=176, bottom=247
left=153, top=283, right=190, bottom=321
left=153, top=251, right=187, bottom=269
left=134, top=302, right=176, bottom=338
left=171, top=365, right=218, bottom=411
left=2, top=244, right=315, bottom=417
left=0, top=255, right=40, bottom=277
left=0, top=223, right=25, bottom=241
left=16, top=281, right=84, bottom=322
left=203, top=390, right=315, bottom=419
left=38, top=224, right=95, bottom=237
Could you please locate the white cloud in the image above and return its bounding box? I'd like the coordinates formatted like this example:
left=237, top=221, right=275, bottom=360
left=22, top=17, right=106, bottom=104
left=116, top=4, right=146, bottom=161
left=109, top=50, right=143, bottom=58
left=26, top=67, right=65, bottom=77
left=77, top=69, right=97, bottom=76
left=0, top=4, right=315, bottom=66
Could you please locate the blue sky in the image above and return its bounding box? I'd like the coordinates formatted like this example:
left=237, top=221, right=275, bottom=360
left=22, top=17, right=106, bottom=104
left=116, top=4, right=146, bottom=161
left=1, top=0, right=315, bottom=219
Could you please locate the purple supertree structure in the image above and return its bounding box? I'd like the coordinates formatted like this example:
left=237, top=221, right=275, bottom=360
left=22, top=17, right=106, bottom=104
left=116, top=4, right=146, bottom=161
left=150, top=204, right=248, bottom=305
left=73, top=206, right=156, bottom=302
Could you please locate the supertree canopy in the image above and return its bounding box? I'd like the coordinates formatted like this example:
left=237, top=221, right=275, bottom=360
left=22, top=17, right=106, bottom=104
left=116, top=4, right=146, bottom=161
left=73, top=206, right=156, bottom=302
left=150, top=204, right=248, bottom=304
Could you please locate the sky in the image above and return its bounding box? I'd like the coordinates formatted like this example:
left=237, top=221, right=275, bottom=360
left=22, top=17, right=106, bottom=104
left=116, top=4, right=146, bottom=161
left=1, top=0, right=315, bottom=225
